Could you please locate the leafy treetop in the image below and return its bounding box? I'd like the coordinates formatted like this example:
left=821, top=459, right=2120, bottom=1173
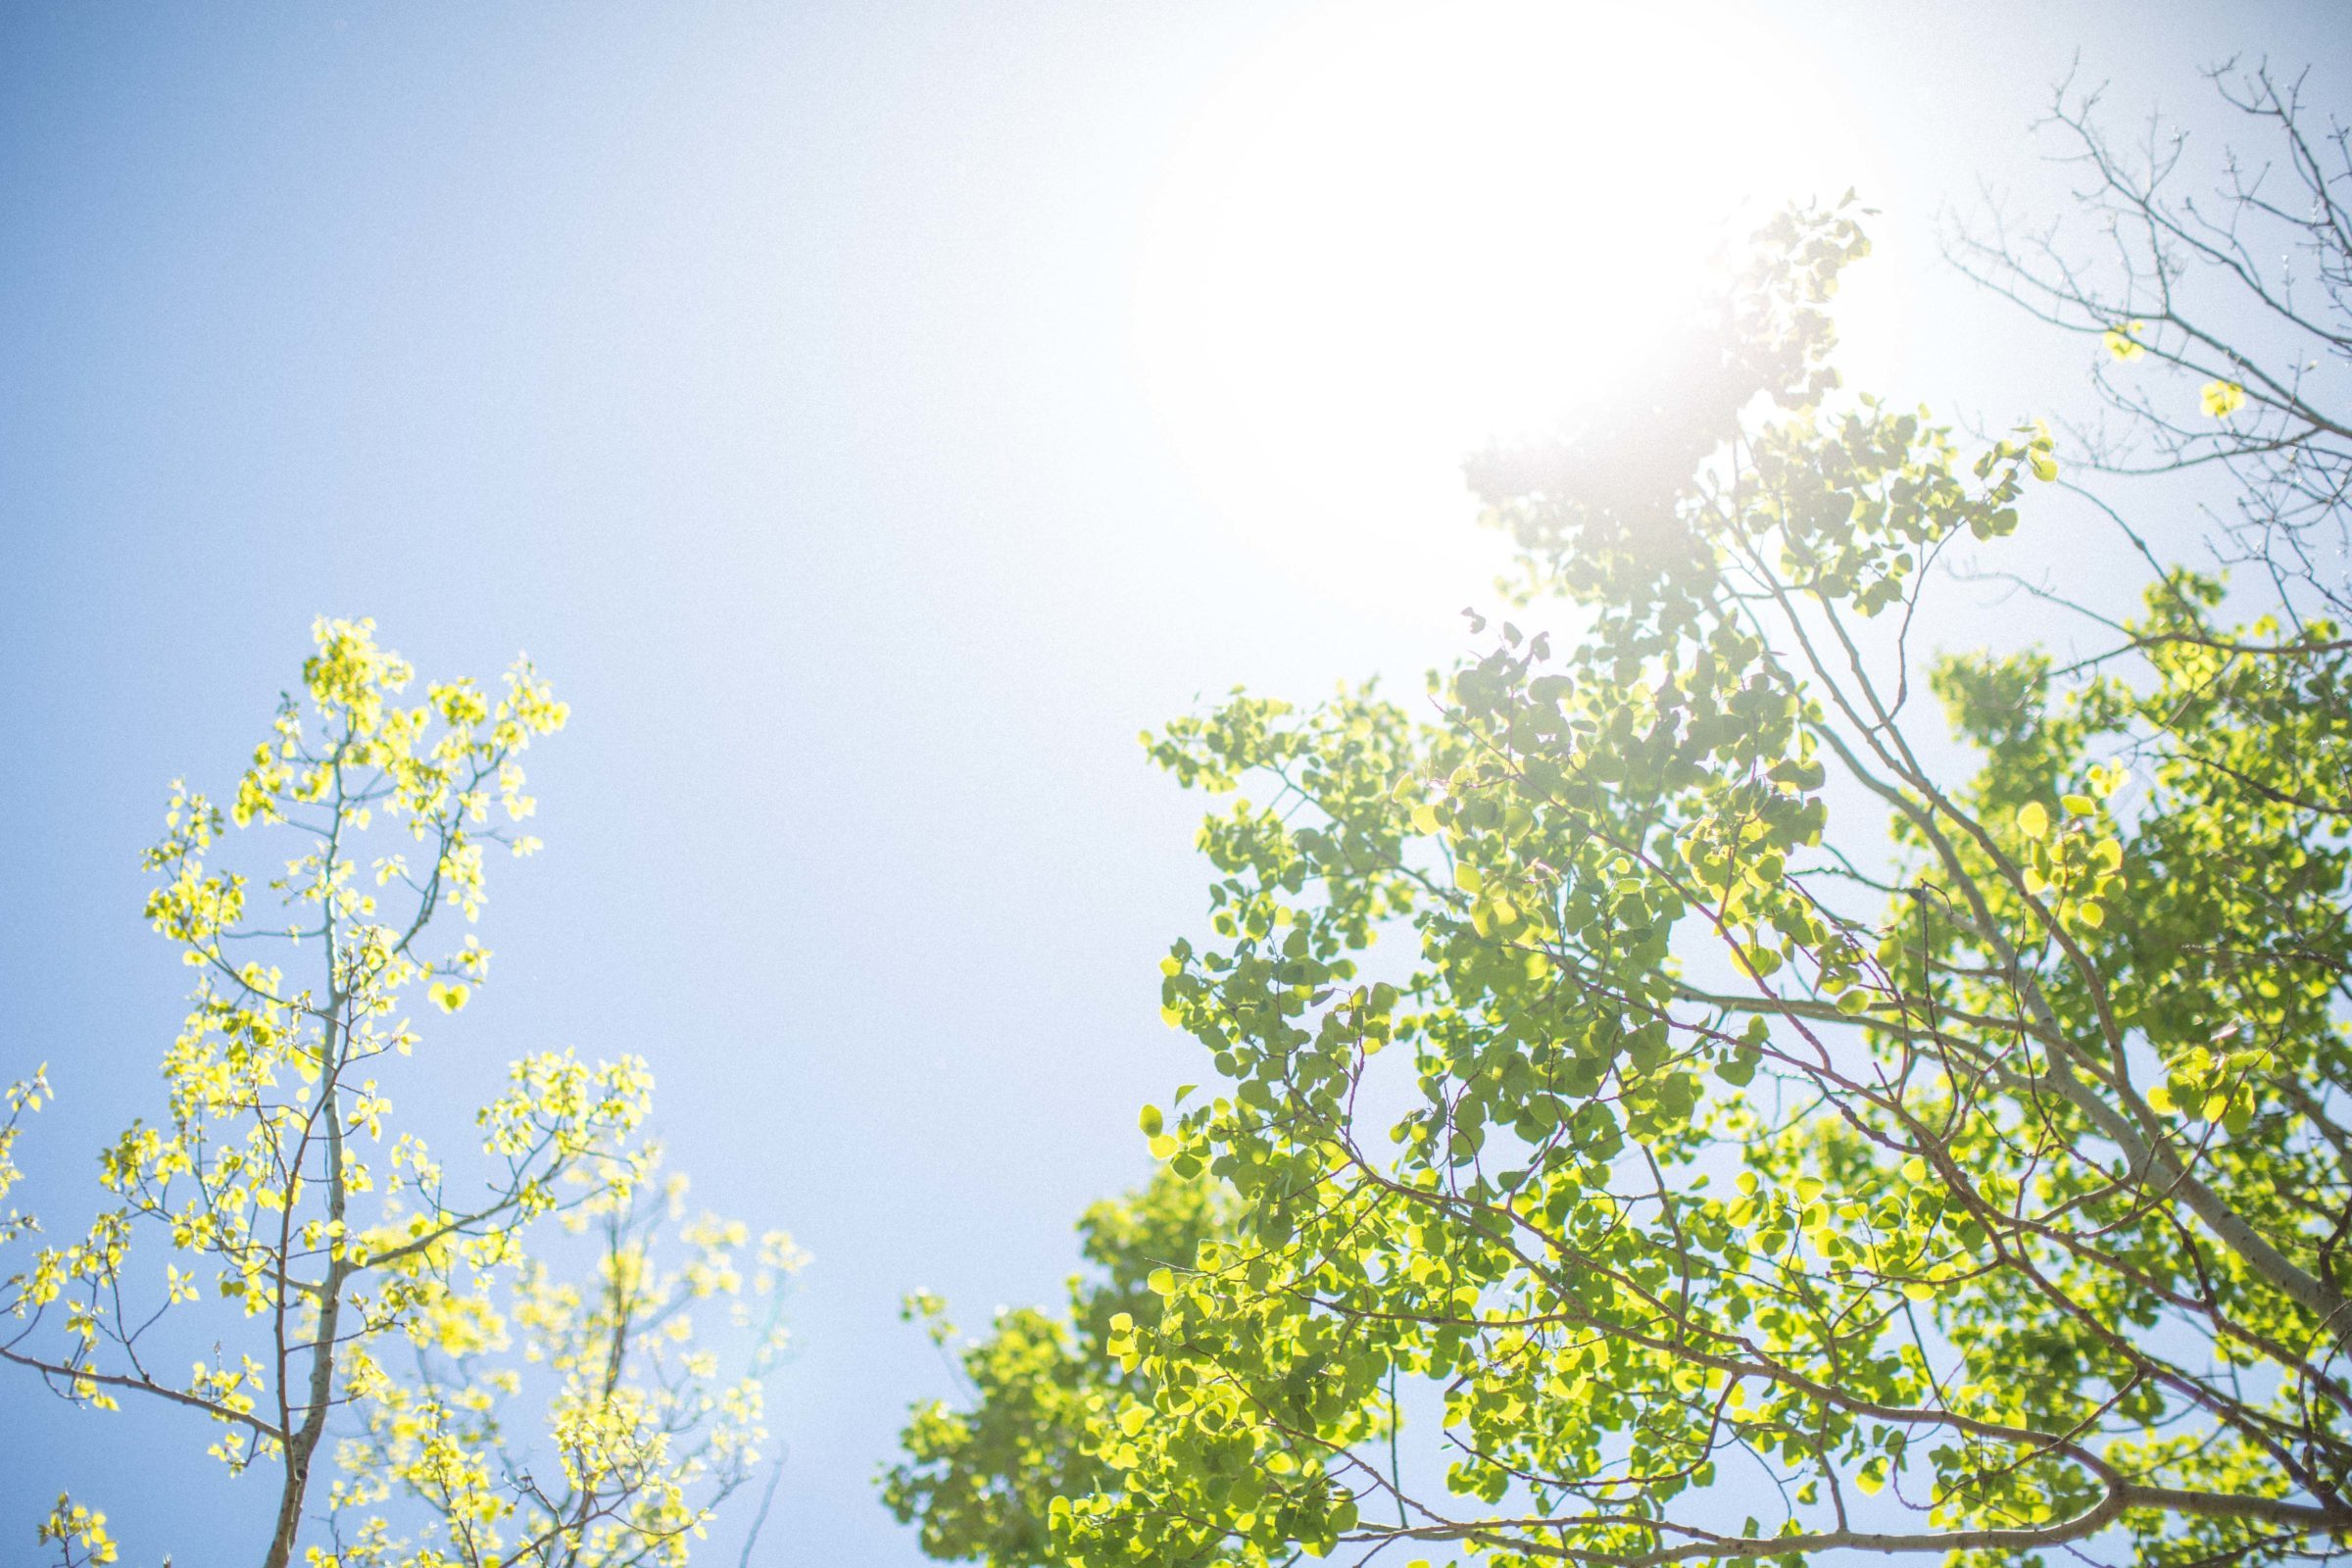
left=4, top=619, right=803, bottom=1568
left=892, top=177, right=2352, bottom=1568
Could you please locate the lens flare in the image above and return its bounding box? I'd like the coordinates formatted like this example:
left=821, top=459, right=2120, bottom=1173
left=1132, top=0, right=1900, bottom=615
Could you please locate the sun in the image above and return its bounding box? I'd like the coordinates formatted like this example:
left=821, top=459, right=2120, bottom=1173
left=1131, top=0, right=1899, bottom=619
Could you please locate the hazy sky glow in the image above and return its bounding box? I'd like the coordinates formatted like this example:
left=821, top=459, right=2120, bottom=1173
left=3, top=4, right=2348, bottom=1564
left=1133, top=1, right=1897, bottom=610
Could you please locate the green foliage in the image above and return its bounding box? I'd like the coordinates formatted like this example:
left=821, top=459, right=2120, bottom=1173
left=889, top=195, right=2352, bottom=1566
left=2, top=620, right=803, bottom=1568
left=883, top=1167, right=1229, bottom=1566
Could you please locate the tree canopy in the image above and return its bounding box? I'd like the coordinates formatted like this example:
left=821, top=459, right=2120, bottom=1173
left=890, top=74, right=2352, bottom=1568
left=886, top=1168, right=1229, bottom=1564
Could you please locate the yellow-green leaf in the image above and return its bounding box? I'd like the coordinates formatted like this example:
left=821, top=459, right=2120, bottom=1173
left=2201, top=378, right=2247, bottom=417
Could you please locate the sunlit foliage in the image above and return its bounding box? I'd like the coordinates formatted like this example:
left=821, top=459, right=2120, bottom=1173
left=893, top=161, right=2352, bottom=1568
left=3, top=620, right=802, bottom=1568
left=884, top=1168, right=1228, bottom=1565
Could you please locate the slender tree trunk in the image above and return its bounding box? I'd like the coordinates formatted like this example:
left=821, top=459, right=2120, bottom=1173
left=264, top=1007, right=353, bottom=1568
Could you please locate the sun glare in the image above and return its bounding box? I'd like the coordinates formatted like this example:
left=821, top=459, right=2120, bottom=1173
left=1133, top=0, right=1900, bottom=617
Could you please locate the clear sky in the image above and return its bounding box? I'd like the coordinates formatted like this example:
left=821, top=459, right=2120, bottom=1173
left=3, top=3, right=2347, bottom=1563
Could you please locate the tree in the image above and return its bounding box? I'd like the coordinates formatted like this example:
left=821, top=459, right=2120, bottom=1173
left=1, top=620, right=804, bottom=1568
left=889, top=95, right=2352, bottom=1568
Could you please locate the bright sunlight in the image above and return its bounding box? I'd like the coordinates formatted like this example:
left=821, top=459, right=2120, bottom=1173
left=1132, top=0, right=1901, bottom=615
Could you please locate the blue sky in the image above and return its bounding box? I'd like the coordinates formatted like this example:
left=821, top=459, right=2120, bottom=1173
left=2, top=3, right=2346, bottom=1563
